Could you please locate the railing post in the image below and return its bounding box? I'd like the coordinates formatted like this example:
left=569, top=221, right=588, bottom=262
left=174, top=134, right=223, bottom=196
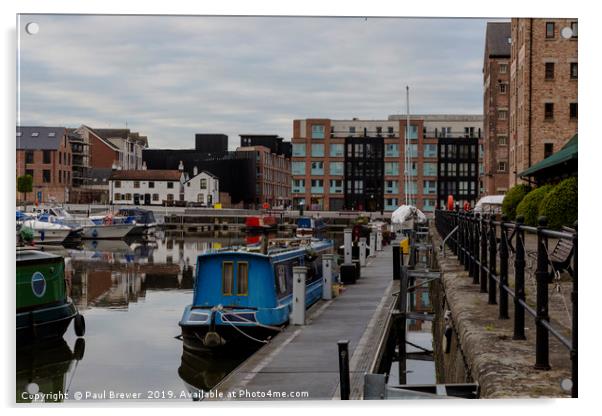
left=458, top=212, right=465, bottom=266
left=513, top=216, right=526, bottom=340
left=571, top=221, right=578, bottom=398
left=393, top=244, right=401, bottom=281
left=322, top=254, right=334, bottom=300
left=338, top=340, right=350, bottom=400
left=488, top=215, right=497, bottom=305
left=480, top=215, right=488, bottom=293
left=453, top=212, right=459, bottom=257
left=467, top=212, right=474, bottom=277
left=473, top=213, right=481, bottom=284
left=499, top=216, right=510, bottom=319
left=534, top=216, right=551, bottom=370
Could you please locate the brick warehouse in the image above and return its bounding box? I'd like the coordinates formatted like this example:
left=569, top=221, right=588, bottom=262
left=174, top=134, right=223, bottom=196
left=509, top=18, right=578, bottom=187
left=291, top=115, right=483, bottom=214
left=16, top=126, right=73, bottom=203
left=483, top=22, right=511, bottom=196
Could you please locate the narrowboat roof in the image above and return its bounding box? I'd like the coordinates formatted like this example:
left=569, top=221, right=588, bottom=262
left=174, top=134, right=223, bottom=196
left=196, top=240, right=332, bottom=262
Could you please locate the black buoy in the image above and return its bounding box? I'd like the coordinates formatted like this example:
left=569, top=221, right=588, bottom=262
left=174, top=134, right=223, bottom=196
left=74, top=314, right=86, bottom=337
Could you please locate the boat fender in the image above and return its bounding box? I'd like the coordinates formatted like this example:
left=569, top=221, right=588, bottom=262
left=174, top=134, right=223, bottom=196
left=74, top=313, right=86, bottom=337
left=204, top=305, right=225, bottom=347
left=73, top=338, right=86, bottom=361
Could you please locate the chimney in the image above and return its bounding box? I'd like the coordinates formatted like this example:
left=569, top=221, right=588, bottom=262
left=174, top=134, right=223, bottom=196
left=193, top=166, right=198, bottom=176
left=178, top=160, right=184, bottom=171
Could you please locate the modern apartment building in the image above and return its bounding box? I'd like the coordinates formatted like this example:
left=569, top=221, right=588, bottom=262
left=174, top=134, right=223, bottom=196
left=291, top=115, right=483, bottom=213
left=509, top=18, right=578, bottom=187
left=483, top=22, right=511, bottom=195
left=16, top=126, right=73, bottom=203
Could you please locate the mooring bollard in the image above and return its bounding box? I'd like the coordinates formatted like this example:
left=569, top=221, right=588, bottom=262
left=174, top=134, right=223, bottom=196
left=376, top=230, right=383, bottom=251
left=359, top=237, right=367, bottom=266
left=291, top=266, right=307, bottom=325
left=393, top=245, right=401, bottom=280
left=337, top=340, right=350, bottom=400
left=344, top=228, right=353, bottom=264
left=322, top=254, right=334, bottom=300
left=369, top=232, right=376, bottom=257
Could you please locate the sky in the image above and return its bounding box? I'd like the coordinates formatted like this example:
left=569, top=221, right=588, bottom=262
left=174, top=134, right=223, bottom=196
left=17, top=15, right=502, bottom=149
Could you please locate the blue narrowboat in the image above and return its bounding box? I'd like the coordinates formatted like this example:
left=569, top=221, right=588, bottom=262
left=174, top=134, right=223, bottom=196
left=179, top=239, right=333, bottom=349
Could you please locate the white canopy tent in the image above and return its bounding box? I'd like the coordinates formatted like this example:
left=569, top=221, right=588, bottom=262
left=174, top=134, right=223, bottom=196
left=474, top=195, right=505, bottom=214
left=391, top=205, right=427, bottom=231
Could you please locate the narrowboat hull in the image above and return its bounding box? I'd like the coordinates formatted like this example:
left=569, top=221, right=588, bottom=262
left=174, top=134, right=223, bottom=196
left=16, top=300, right=77, bottom=345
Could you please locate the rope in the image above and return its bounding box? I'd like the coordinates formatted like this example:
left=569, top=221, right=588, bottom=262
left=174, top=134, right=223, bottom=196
left=217, top=311, right=270, bottom=344
left=219, top=309, right=284, bottom=332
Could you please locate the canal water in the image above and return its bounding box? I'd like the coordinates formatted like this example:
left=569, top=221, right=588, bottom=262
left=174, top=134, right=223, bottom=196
left=17, top=230, right=433, bottom=402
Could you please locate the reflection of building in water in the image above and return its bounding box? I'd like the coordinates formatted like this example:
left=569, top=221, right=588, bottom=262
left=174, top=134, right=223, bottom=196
left=151, top=238, right=216, bottom=273
left=408, top=283, right=433, bottom=332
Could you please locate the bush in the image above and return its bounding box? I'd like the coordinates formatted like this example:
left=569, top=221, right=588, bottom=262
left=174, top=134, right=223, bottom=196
left=502, top=184, right=531, bottom=220
left=516, top=185, right=553, bottom=226
left=539, top=177, right=578, bottom=229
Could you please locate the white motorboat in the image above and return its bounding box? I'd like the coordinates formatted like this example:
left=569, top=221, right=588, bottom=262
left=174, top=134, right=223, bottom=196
left=19, top=219, right=72, bottom=244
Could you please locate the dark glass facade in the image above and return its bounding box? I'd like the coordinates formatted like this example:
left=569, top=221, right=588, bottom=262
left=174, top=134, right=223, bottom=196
left=437, top=138, right=479, bottom=209
left=343, top=137, right=384, bottom=211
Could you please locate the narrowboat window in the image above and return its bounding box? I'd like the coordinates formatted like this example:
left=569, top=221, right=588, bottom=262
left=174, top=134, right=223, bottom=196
left=222, top=261, right=234, bottom=295
left=237, top=262, right=249, bottom=295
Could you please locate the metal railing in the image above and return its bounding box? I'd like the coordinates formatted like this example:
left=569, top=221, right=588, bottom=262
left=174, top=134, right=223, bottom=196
left=434, top=209, right=577, bottom=398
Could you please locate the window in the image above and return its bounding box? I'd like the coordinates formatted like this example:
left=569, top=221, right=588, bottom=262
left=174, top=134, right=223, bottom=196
left=222, top=261, right=234, bottom=295
left=423, top=162, right=437, bottom=177
left=570, top=62, right=578, bottom=80
left=311, top=144, right=324, bottom=157
left=167, top=193, right=174, bottom=201
left=292, top=143, right=306, bottom=156
left=545, top=103, right=554, bottom=120
left=329, top=144, right=344, bottom=157
left=385, top=162, right=399, bottom=176
left=114, top=180, right=121, bottom=188
left=544, top=143, right=554, bottom=158
left=114, top=193, right=121, bottom=201
left=148, top=181, right=155, bottom=188
left=424, top=144, right=437, bottom=158
left=311, top=161, right=324, bottom=175
left=42, top=170, right=51, bottom=183
left=546, top=22, right=555, bottom=38
left=25, top=151, right=34, bottom=164
left=376, top=126, right=383, bottom=135
left=329, top=179, right=343, bottom=194
left=387, top=126, right=394, bottom=136
left=571, top=21, right=578, bottom=38
left=293, top=179, right=305, bottom=193
left=237, top=262, right=249, bottom=295
left=167, top=182, right=174, bottom=189
left=499, top=63, right=508, bottom=73
left=292, top=161, right=305, bottom=175
left=349, top=126, right=356, bottom=134
left=198, top=193, right=205, bottom=204
left=125, top=193, right=132, bottom=200
left=545, top=62, right=555, bottom=80
left=497, top=161, right=507, bottom=172
left=570, top=103, right=578, bottom=119
left=59, top=152, right=62, bottom=164
left=498, top=110, right=507, bottom=120
left=43, top=150, right=51, bottom=164
left=499, top=83, right=508, bottom=94
left=406, top=125, right=418, bottom=139
left=385, top=180, right=398, bottom=194
left=152, top=193, right=159, bottom=201
left=311, top=125, right=325, bottom=139
left=329, top=162, right=343, bottom=175
left=200, top=178, right=207, bottom=189
left=498, top=135, right=508, bottom=146
left=133, top=181, right=140, bottom=188
left=385, top=144, right=399, bottom=157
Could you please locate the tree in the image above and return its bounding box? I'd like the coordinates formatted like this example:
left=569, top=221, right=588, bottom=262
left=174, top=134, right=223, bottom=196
left=501, top=184, right=531, bottom=220
left=17, top=174, right=33, bottom=203
left=539, top=177, right=578, bottom=229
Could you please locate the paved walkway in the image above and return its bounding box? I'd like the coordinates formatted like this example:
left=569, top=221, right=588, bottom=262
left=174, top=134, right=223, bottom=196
left=213, top=245, right=397, bottom=400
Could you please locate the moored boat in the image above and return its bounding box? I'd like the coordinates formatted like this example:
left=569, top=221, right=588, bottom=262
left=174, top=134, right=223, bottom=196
left=179, top=238, right=333, bottom=349
left=16, top=248, right=85, bottom=345
left=295, top=216, right=326, bottom=238
left=19, top=219, right=72, bottom=245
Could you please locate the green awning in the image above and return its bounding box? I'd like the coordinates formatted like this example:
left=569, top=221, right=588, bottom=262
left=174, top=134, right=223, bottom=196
left=519, top=134, right=578, bottom=178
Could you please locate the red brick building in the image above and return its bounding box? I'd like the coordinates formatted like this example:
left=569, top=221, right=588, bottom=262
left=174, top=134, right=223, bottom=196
left=16, top=126, right=73, bottom=203
left=509, top=18, right=578, bottom=187
left=483, top=22, right=511, bottom=195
